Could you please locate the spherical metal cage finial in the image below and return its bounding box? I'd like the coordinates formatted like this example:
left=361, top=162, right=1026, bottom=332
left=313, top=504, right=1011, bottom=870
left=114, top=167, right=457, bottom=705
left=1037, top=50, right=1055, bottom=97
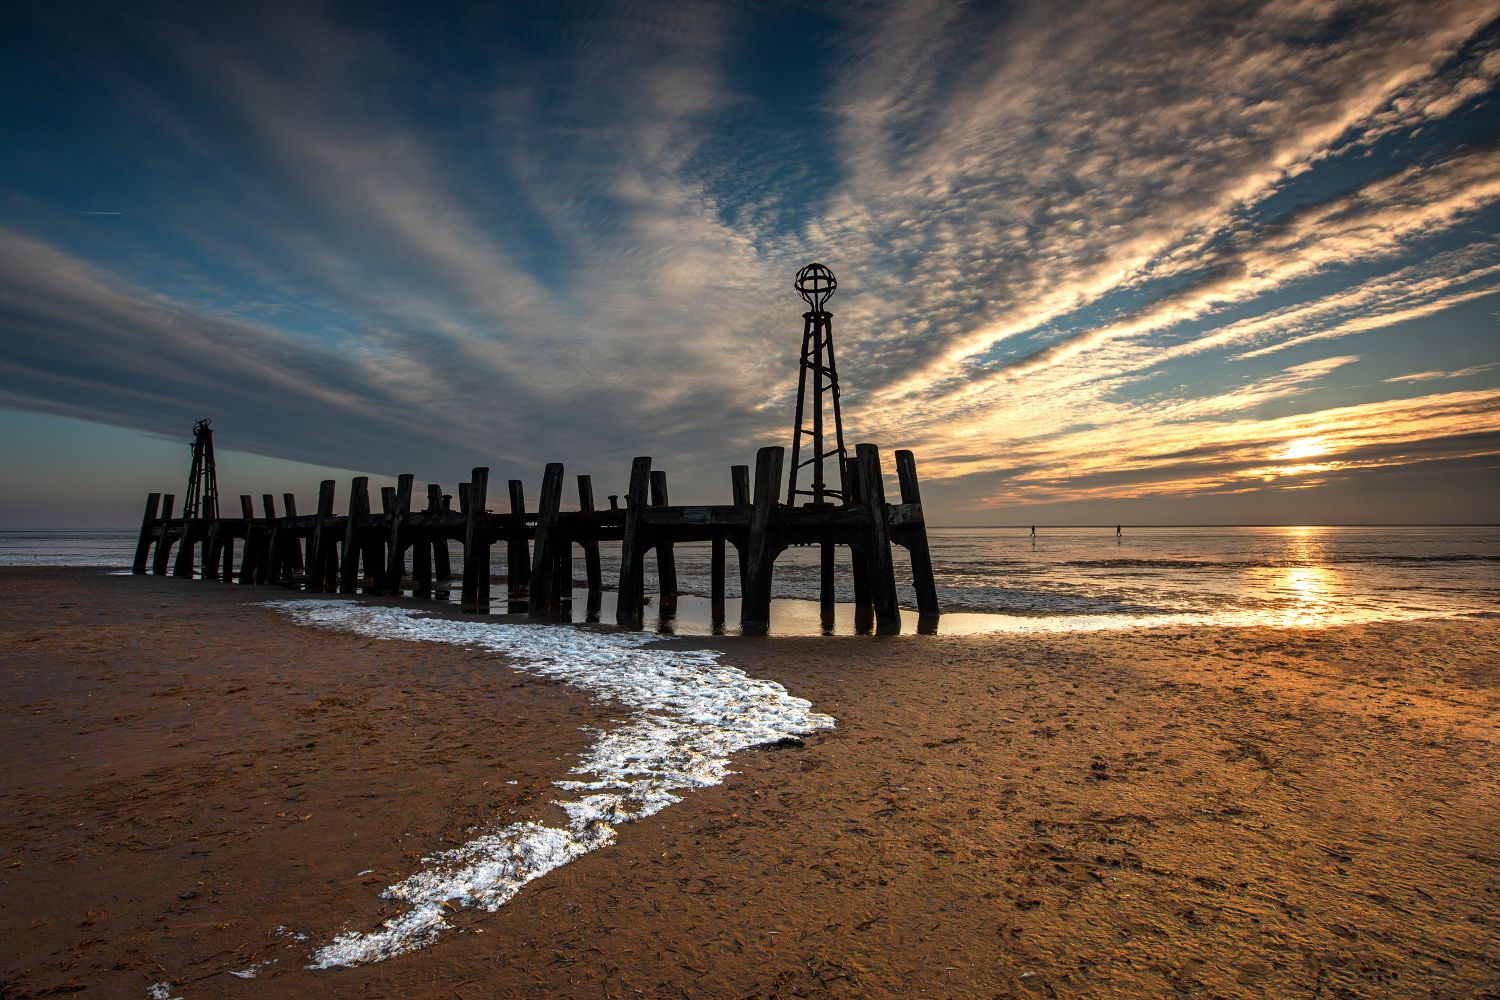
left=795, top=262, right=836, bottom=311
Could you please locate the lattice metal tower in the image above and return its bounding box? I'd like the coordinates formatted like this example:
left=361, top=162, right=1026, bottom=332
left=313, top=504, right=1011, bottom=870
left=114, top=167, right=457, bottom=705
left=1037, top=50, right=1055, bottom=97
left=786, top=262, right=849, bottom=505
left=183, top=418, right=219, bottom=520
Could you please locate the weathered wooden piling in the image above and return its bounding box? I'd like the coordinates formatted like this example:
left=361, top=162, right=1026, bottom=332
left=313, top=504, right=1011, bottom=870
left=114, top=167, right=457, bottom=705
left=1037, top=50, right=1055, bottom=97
left=844, top=456, right=873, bottom=632
left=615, top=457, right=651, bottom=629
left=895, top=449, right=939, bottom=620
left=506, top=480, right=530, bottom=609
left=650, top=470, right=678, bottom=616
left=383, top=474, right=413, bottom=596
left=132, top=493, right=161, bottom=574
left=203, top=521, right=222, bottom=581
left=255, top=495, right=276, bottom=585
left=339, top=477, right=371, bottom=593
left=710, top=536, right=726, bottom=624
left=732, top=463, right=751, bottom=598
left=461, top=467, right=490, bottom=612
left=529, top=463, right=566, bottom=619
left=307, top=481, right=339, bottom=592
left=235, top=495, right=257, bottom=584
left=856, top=444, right=901, bottom=634
left=282, top=494, right=305, bottom=575
left=577, top=476, right=603, bottom=595
left=427, top=484, right=451, bottom=582
left=172, top=507, right=197, bottom=579
left=151, top=494, right=177, bottom=575
left=741, top=446, right=785, bottom=635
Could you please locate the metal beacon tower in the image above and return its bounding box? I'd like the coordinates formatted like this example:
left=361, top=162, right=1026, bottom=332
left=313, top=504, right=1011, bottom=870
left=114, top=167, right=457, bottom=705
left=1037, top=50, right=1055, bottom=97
left=183, top=418, right=219, bottom=520
left=786, top=262, right=849, bottom=506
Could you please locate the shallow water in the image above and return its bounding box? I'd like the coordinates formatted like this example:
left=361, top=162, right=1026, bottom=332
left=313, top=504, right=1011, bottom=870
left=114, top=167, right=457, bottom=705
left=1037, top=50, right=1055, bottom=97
left=6, top=525, right=1496, bottom=634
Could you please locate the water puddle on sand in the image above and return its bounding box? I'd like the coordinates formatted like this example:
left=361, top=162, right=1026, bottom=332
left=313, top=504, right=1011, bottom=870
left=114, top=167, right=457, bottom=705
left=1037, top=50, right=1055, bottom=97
left=260, top=600, right=835, bottom=968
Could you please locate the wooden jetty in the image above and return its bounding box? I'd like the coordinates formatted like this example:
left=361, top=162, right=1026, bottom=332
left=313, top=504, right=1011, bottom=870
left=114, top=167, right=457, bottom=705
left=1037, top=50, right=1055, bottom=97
left=132, top=444, right=939, bottom=635
left=132, top=264, right=940, bottom=634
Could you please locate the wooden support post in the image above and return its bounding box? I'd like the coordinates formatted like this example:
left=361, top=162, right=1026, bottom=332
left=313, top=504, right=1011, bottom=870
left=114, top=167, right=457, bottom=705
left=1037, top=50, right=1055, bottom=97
left=429, top=485, right=450, bottom=578
left=172, top=509, right=198, bottom=578
left=650, top=470, right=678, bottom=616
left=458, top=482, right=470, bottom=516
left=257, top=494, right=276, bottom=585
left=845, top=456, right=872, bottom=628
left=340, top=477, right=370, bottom=593
left=307, top=481, right=337, bottom=592
left=608, top=495, right=619, bottom=510
left=380, top=486, right=395, bottom=515
left=283, top=494, right=304, bottom=573
left=507, top=480, right=531, bottom=608
left=203, top=520, right=221, bottom=580
left=530, top=464, right=565, bottom=619
left=150, top=495, right=177, bottom=575
left=427, top=484, right=451, bottom=581
left=820, top=542, right=836, bottom=623
left=413, top=530, right=433, bottom=598
left=895, top=449, right=940, bottom=620
left=384, top=474, right=413, bottom=596
left=197, top=513, right=213, bottom=579
left=236, top=495, right=256, bottom=584
left=741, top=447, right=784, bottom=635
left=462, top=467, right=490, bottom=612
left=857, top=444, right=901, bottom=635
left=711, top=537, right=726, bottom=624
left=132, top=493, right=161, bottom=574
left=731, top=465, right=751, bottom=506
left=615, top=457, right=651, bottom=629
left=304, top=495, right=318, bottom=575
left=554, top=536, right=573, bottom=622
left=577, top=475, right=602, bottom=594
left=219, top=528, right=234, bottom=582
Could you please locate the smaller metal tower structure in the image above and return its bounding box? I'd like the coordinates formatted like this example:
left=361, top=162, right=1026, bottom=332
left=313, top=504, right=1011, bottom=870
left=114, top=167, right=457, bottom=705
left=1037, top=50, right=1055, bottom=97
left=183, top=418, right=219, bottom=520
left=786, top=262, right=848, bottom=505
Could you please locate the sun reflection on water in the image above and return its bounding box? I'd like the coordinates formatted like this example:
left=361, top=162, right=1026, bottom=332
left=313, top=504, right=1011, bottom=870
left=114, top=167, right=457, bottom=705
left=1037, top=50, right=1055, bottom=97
left=1266, top=527, right=1342, bottom=626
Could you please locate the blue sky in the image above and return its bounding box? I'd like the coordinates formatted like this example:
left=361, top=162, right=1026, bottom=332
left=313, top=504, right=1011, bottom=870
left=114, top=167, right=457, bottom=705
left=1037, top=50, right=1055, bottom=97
left=1, top=0, right=1497, bottom=526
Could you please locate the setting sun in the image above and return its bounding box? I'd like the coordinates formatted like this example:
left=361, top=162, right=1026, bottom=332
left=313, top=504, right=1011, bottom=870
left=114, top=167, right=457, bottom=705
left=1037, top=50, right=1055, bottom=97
left=1275, top=436, right=1331, bottom=461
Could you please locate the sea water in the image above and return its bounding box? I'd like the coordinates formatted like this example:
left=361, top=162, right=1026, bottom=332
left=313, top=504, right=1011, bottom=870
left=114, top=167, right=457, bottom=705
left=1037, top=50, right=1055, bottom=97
left=5, top=525, right=1496, bottom=634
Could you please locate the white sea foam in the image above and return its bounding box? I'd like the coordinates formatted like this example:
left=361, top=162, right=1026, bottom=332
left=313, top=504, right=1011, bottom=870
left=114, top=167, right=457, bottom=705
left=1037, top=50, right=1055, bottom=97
left=262, top=600, right=834, bottom=969
left=229, top=959, right=272, bottom=979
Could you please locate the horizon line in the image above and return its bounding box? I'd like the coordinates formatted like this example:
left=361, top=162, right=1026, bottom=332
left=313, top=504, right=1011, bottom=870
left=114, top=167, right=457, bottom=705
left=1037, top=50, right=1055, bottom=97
left=2, top=521, right=1498, bottom=532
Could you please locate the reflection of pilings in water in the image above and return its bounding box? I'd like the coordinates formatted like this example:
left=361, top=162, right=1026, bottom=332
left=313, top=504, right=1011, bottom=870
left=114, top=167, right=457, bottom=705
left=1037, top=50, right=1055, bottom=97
left=132, top=446, right=940, bottom=635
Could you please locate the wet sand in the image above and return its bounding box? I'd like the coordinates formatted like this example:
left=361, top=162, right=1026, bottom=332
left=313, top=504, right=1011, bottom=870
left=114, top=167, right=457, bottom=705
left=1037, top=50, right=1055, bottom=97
left=1, top=568, right=1496, bottom=998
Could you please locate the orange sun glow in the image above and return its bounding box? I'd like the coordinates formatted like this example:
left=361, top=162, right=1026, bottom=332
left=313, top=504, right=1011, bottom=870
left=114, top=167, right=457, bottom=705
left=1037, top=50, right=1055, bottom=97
left=1274, top=436, right=1331, bottom=461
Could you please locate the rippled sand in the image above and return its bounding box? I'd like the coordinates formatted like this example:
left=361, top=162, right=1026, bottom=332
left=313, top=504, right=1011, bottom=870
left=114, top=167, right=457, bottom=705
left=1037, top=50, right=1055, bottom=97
left=1, top=568, right=1496, bottom=997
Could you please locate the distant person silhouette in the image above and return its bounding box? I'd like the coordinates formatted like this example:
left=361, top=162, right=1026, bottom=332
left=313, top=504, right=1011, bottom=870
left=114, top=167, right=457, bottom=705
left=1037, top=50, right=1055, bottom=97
left=1116, top=524, right=1122, bottom=536
left=1030, top=525, right=1036, bottom=538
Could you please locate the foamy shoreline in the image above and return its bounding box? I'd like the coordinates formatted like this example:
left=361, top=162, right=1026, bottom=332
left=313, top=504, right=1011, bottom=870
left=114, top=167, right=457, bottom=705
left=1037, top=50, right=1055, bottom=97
left=263, top=600, right=835, bottom=967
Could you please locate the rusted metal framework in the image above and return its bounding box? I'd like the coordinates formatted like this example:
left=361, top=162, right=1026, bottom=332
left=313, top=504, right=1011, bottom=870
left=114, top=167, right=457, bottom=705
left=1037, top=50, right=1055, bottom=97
left=786, top=263, right=848, bottom=507
left=182, top=418, right=219, bottom=520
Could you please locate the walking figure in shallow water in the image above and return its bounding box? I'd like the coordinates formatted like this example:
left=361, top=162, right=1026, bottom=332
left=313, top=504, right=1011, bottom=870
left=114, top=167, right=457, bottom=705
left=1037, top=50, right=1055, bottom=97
left=1030, top=525, right=1036, bottom=538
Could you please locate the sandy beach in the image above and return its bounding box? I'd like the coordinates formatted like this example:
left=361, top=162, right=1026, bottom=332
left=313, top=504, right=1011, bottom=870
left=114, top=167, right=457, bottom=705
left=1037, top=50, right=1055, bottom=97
left=1, top=568, right=1496, bottom=998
